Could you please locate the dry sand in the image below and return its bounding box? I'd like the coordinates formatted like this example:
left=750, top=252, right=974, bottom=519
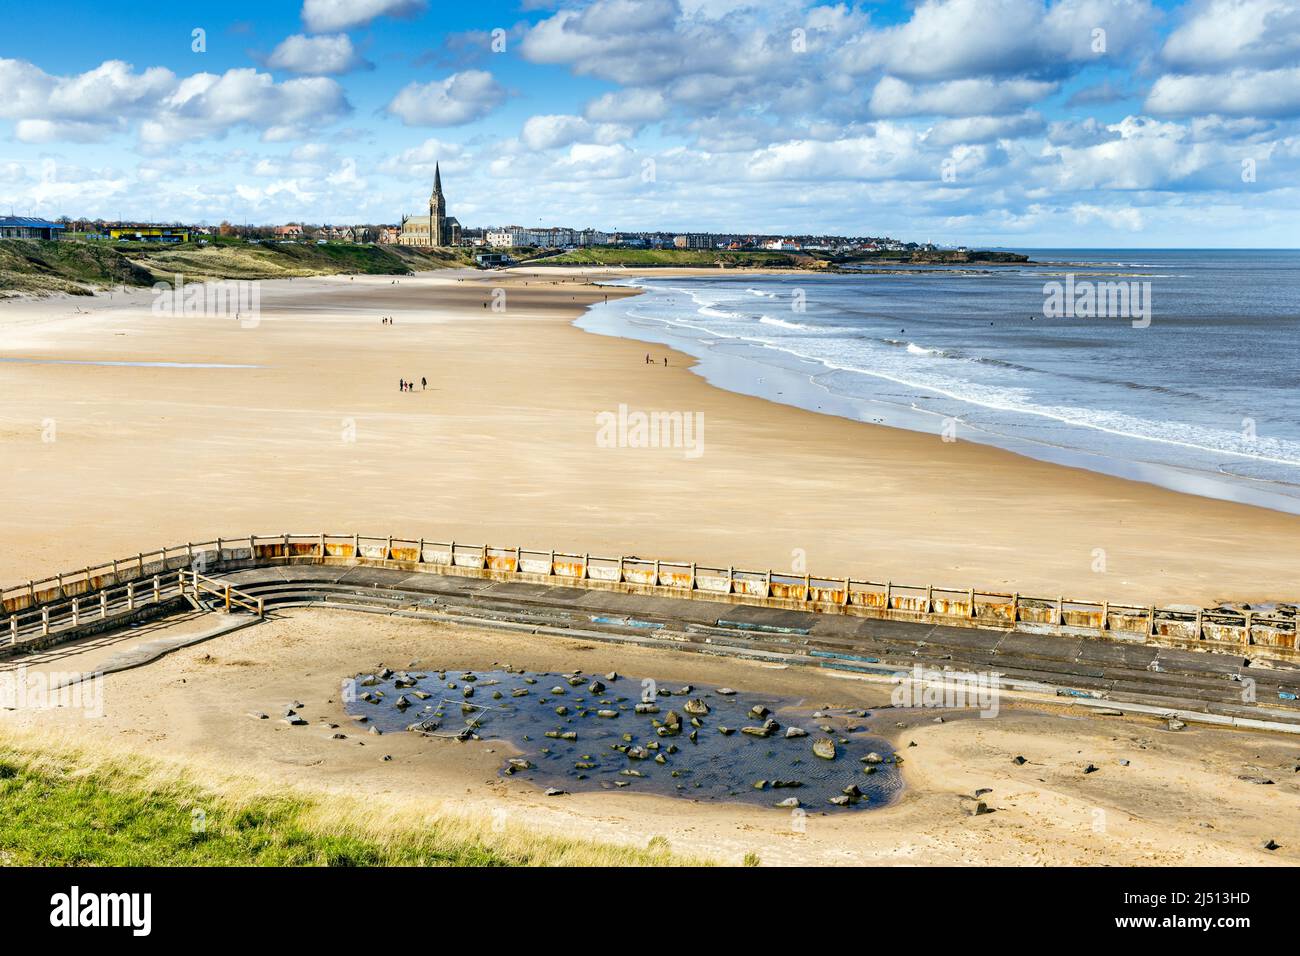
left=1, top=267, right=1298, bottom=608
left=3, top=608, right=1296, bottom=866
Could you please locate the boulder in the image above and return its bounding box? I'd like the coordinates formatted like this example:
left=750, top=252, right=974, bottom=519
left=784, top=727, right=808, bottom=739
left=683, top=699, right=710, bottom=716
left=774, top=797, right=800, bottom=809
left=813, top=737, right=836, bottom=760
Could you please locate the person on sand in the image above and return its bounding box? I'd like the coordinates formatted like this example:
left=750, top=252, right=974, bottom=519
left=663, top=357, right=668, bottom=366
left=399, top=379, right=405, bottom=392
left=421, top=376, right=427, bottom=390
left=645, top=353, right=650, bottom=364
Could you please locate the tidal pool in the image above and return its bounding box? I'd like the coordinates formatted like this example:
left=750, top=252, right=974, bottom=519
left=345, top=667, right=902, bottom=811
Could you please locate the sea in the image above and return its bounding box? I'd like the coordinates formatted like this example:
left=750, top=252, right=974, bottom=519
left=576, top=250, right=1300, bottom=514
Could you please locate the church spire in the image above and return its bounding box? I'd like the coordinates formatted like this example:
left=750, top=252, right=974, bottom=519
left=433, top=162, right=442, bottom=197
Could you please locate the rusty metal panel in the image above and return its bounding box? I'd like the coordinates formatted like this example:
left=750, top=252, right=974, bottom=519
left=1108, top=611, right=1148, bottom=635
left=519, top=557, right=551, bottom=575
left=323, top=543, right=356, bottom=558
left=733, top=574, right=767, bottom=597
left=976, top=600, right=1015, bottom=622
left=891, top=593, right=929, bottom=614
left=1202, top=622, right=1247, bottom=643
left=1017, top=601, right=1054, bottom=624
left=1063, top=607, right=1104, bottom=629
left=550, top=560, right=582, bottom=578
left=485, top=554, right=518, bottom=572
left=358, top=544, right=388, bottom=560
left=288, top=542, right=317, bottom=557
left=931, top=597, right=971, bottom=617
left=808, top=586, right=845, bottom=604
left=857, top=590, right=888, bottom=609
left=769, top=582, right=802, bottom=600
left=390, top=547, right=420, bottom=563
left=254, top=543, right=285, bottom=559
left=1249, top=625, right=1292, bottom=647
left=660, top=571, right=692, bottom=589
left=1153, top=619, right=1197, bottom=640
left=452, top=551, right=484, bottom=569
left=623, top=566, right=657, bottom=585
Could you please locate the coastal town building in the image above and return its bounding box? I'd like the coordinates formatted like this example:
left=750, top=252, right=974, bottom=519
left=399, top=163, right=460, bottom=247
left=0, top=216, right=65, bottom=240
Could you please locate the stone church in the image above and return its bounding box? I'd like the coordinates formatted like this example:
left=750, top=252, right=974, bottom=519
left=399, top=163, right=460, bottom=246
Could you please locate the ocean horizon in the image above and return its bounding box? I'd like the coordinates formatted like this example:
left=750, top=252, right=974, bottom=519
left=578, top=248, right=1300, bottom=514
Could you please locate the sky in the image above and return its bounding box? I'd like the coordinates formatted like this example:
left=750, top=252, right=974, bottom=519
left=0, top=0, right=1297, bottom=247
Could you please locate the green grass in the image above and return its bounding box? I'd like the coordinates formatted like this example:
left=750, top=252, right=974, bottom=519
left=526, top=247, right=802, bottom=268
left=0, top=744, right=703, bottom=867
left=0, top=239, right=154, bottom=296
left=0, top=238, right=476, bottom=296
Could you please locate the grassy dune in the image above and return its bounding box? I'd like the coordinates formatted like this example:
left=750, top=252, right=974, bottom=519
left=0, top=238, right=474, bottom=297
left=0, top=739, right=702, bottom=866
left=527, top=247, right=803, bottom=268
left=0, top=239, right=154, bottom=296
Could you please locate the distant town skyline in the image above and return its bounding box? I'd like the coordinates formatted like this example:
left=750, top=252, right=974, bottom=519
left=1, top=0, right=1297, bottom=247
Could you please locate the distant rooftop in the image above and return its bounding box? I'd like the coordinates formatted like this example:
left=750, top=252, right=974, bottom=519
left=0, top=216, right=65, bottom=229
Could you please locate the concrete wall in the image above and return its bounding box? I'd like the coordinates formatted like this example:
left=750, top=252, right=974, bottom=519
left=2, top=532, right=1296, bottom=662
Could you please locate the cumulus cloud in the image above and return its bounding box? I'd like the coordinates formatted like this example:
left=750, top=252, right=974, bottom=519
left=141, top=69, right=351, bottom=144
left=584, top=88, right=669, bottom=124
left=1162, top=0, right=1300, bottom=71
left=301, top=0, right=425, bottom=33
left=840, top=0, right=1159, bottom=81
left=377, top=137, right=468, bottom=178
left=869, top=76, right=1057, bottom=117
left=1146, top=66, right=1300, bottom=118
left=520, top=114, right=633, bottom=149
left=0, top=58, right=175, bottom=141
left=267, top=34, right=370, bottom=75
left=385, top=70, right=506, bottom=126
left=926, top=112, right=1046, bottom=145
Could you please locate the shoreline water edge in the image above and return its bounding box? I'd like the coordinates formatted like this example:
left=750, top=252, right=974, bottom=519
left=574, top=249, right=1300, bottom=515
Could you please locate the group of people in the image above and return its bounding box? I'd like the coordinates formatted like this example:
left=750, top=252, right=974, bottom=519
left=381, top=316, right=395, bottom=325
left=399, top=377, right=427, bottom=392
left=645, top=353, right=669, bottom=366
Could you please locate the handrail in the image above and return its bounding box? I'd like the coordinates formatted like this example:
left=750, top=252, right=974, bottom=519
left=1, top=532, right=1295, bottom=658
left=186, top=571, right=264, bottom=617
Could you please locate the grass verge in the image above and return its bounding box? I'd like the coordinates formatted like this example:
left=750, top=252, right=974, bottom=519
left=0, top=739, right=703, bottom=867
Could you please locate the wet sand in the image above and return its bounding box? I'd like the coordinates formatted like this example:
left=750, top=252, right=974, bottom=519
left=1, top=267, right=1299, bottom=608
left=3, top=608, right=1295, bottom=866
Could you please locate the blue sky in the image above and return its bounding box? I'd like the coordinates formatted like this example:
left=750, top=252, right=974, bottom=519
left=1, top=0, right=1297, bottom=247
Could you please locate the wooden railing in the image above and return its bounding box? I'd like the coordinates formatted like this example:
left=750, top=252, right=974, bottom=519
left=1, top=532, right=1295, bottom=659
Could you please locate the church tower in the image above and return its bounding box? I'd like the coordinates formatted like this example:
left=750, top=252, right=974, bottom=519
left=428, top=163, right=446, bottom=246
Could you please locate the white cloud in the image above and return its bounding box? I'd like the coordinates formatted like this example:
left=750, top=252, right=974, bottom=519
left=1162, top=0, right=1300, bottom=71
left=301, top=0, right=425, bottom=33
left=385, top=70, right=506, bottom=126
left=927, top=112, right=1045, bottom=145
left=377, top=137, right=468, bottom=178
left=840, top=0, right=1159, bottom=81
left=268, top=34, right=369, bottom=75
left=141, top=69, right=351, bottom=144
left=0, top=58, right=175, bottom=141
left=870, top=76, right=1057, bottom=117
left=520, top=114, right=633, bottom=149
left=1146, top=66, right=1300, bottom=118
left=584, top=88, right=669, bottom=124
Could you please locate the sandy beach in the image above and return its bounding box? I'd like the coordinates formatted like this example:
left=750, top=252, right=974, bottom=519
left=4, top=607, right=1295, bottom=866
left=1, top=266, right=1298, bottom=609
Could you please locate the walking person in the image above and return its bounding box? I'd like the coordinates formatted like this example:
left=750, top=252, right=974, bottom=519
left=421, top=376, right=427, bottom=390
